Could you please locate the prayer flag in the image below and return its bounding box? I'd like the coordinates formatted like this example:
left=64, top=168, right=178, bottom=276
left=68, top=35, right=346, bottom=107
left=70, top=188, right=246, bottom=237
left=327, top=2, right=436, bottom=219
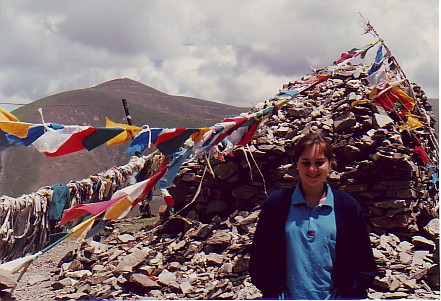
left=6, top=124, right=46, bottom=146
left=67, top=216, right=97, bottom=240
left=334, top=41, right=377, bottom=64
left=0, top=108, right=19, bottom=122
left=103, top=196, right=133, bottom=220
left=158, top=148, right=192, bottom=189
left=190, top=128, right=211, bottom=143
left=398, top=114, right=424, bottom=130
left=370, top=83, right=416, bottom=118
left=105, top=118, right=141, bottom=146
left=56, top=194, right=126, bottom=227
left=156, top=128, right=199, bottom=156
left=128, top=128, right=163, bottom=155
left=82, top=127, right=124, bottom=151
left=367, top=67, right=387, bottom=87
left=0, top=121, right=33, bottom=138
left=0, top=252, right=41, bottom=274
left=6, top=123, right=123, bottom=157
left=368, top=45, right=384, bottom=76
left=131, top=162, right=169, bottom=207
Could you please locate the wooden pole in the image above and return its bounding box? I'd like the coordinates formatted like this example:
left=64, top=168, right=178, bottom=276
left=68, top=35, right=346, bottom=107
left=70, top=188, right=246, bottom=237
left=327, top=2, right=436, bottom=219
left=121, top=99, right=133, bottom=126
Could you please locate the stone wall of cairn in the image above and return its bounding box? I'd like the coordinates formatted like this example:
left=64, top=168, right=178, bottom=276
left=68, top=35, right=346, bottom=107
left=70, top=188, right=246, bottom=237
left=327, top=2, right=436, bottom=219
left=163, top=62, right=439, bottom=296
left=170, top=63, right=438, bottom=238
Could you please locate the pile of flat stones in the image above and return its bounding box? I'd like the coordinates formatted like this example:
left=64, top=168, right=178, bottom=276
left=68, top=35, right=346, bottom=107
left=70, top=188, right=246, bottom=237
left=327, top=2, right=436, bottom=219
left=48, top=208, right=439, bottom=299
left=50, top=212, right=262, bottom=300
left=47, top=61, right=439, bottom=299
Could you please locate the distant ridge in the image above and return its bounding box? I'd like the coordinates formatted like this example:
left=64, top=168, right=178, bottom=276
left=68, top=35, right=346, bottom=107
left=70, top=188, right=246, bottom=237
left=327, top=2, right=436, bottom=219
left=0, top=79, right=248, bottom=197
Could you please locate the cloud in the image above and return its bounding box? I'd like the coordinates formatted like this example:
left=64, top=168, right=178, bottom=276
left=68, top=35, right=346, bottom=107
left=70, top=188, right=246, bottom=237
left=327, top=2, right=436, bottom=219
left=0, top=0, right=438, bottom=112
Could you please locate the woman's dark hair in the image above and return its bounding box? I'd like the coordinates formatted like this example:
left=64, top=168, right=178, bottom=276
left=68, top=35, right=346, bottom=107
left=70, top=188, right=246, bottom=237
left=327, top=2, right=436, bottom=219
left=293, top=133, right=333, bottom=164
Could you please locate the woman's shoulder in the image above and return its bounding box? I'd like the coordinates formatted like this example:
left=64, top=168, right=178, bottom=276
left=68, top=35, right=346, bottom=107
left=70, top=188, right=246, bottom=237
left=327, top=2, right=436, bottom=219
left=331, top=188, right=362, bottom=209
left=267, top=186, right=295, bottom=200
left=263, top=187, right=295, bottom=207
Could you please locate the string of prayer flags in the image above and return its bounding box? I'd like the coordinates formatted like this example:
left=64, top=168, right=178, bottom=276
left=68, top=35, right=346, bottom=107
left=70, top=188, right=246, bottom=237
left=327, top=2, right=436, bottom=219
left=334, top=41, right=378, bottom=65
left=56, top=163, right=168, bottom=227
left=128, top=127, right=198, bottom=156
left=276, top=71, right=332, bottom=99
left=6, top=123, right=124, bottom=157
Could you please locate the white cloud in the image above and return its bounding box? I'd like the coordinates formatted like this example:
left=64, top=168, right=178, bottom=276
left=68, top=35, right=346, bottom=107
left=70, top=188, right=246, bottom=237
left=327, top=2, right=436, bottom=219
left=0, top=0, right=438, bottom=112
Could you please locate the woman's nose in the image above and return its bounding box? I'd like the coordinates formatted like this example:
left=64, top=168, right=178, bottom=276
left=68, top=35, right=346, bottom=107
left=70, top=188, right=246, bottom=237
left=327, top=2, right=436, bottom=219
left=309, top=165, right=318, bottom=172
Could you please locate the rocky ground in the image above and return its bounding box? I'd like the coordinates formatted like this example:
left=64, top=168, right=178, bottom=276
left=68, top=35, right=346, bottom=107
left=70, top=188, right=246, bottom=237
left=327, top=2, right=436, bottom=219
left=5, top=240, right=80, bottom=301
left=2, top=209, right=439, bottom=301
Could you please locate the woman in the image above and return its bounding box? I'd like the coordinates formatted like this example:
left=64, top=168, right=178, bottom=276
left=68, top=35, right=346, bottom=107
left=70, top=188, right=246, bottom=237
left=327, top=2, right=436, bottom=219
left=249, top=133, right=377, bottom=299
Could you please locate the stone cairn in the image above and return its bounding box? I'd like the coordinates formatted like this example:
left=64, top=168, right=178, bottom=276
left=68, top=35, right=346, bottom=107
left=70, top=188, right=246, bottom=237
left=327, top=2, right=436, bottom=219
left=22, top=62, right=439, bottom=299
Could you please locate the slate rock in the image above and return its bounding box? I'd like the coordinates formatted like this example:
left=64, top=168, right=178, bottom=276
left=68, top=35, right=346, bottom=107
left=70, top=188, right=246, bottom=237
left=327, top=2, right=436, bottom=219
left=0, top=269, right=17, bottom=289
left=412, top=236, right=436, bottom=251
left=114, top=248, right=150, bottom=273
left=424, top=219, right=439, bottom=239
left=212, top=161, right=239, bottom=180
left=333, top=111, right=356, bottom=132
left=129, top=273, right=161, bottom=290
left=206, top=253, right=224, bottom=265
left=206, top=230, right=232, bottom=246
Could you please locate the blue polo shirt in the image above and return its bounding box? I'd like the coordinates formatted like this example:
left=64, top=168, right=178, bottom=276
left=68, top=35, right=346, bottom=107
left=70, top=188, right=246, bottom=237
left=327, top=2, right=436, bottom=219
left=283, top=182, right=337, bottom=300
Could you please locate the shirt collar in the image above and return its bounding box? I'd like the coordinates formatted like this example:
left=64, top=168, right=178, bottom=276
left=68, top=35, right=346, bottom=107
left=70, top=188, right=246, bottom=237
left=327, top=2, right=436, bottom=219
left=291, top=182, right=334, bottom=208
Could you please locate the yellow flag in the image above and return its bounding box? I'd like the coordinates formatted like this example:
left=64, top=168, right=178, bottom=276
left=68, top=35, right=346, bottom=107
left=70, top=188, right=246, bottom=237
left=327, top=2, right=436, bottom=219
left=68, top=216, right=96, bottom=240
left=0, top=121, right=33, bottom=138
left=0, top=108, right=19, bottom=122
left=190, top=128, right=211, bottom=143
left=103, top=196, right=133, bottom=220
left=105, top=118, right=141, bottom=146
left=392, top=86, right=417, bottom=111
left=398, top=113, right=424, bottom=130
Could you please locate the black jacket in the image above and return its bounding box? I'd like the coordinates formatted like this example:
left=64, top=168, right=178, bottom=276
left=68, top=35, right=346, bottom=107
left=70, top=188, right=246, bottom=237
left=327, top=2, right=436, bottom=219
left=249, top=187, right=377, bottom=299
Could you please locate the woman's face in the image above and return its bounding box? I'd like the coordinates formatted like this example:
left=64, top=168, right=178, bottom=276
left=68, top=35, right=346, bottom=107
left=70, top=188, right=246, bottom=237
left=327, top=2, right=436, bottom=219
left=296, top=143, right=331, bottom=190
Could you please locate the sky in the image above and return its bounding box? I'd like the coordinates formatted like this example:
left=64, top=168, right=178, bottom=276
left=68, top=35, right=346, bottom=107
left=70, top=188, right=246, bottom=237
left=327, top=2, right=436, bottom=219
left=0, top=0, right=438, bottom=112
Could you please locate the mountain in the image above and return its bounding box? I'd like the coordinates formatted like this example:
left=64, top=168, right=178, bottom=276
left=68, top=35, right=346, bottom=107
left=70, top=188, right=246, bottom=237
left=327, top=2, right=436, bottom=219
left=0, top=78, right=249, bottom=197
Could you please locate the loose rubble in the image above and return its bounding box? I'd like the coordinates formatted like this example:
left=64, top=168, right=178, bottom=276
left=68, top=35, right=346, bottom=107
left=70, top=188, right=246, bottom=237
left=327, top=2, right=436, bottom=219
left=46, top=212, right=439, bottom=300
left=50, top=214, right=262, bottom=300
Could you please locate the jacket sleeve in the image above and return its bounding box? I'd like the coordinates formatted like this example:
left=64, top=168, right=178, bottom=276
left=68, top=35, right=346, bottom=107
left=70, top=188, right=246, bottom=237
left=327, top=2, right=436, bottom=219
left=349, top=203, right=377, bottom=297
left=335, top=191, right=377, bottom=299
left=248, top=190, right=286, bottom=298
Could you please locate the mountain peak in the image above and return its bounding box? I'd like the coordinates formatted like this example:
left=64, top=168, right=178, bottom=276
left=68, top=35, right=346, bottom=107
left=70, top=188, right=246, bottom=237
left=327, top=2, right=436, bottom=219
left=94, top=78, right=166, bottom=96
